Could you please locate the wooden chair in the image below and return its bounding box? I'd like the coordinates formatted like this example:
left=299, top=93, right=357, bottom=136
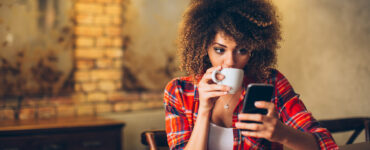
left=140, top=118, right=370, bottom=149
left=141, top=130, right=168, bottom=150
left=318, top=117, right=370, bottom=144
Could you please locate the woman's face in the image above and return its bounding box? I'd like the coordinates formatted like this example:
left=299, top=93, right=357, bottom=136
left=207, top=31, right=251, bottom=69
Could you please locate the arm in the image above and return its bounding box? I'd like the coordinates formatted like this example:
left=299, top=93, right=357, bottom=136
left=235, top=70, right=337, bottom=149
left=183, top=107, right=211, bottom=150
left=236, top=101, right=319, bottom=150
left=278, top=123, right=319, bottom=150
left=165, top=66, right=230, bottom=150
left=184, top=66, right=230, bottom=150
left=279, top=97, right=338, bottom=150
left=164, top=80, right=192, bottom=149
left=275, top=71, right=338, bottom=149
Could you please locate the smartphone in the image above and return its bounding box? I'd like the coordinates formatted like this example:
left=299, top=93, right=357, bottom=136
left=241, top=83, right=274, bottom=123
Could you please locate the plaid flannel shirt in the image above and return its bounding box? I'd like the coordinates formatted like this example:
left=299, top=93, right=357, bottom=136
left=164, top=69, right=338, bottom=150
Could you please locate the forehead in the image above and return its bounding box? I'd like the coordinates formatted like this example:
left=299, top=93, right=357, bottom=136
left=211, top=30, right=256, bottom=50
left=212, top=31, right=237, bottom=48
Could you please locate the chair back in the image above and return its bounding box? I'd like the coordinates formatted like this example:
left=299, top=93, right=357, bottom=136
left=140, top=118, right=370, bottom=148
left=319, top=117, right=370, bottom=144
left=141, top=130, right=168, bottom=150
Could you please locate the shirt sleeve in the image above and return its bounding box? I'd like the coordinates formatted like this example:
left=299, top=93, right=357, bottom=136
left=164, top=79, right=191, bottom=150
left=273, top=71, right=338, bottom=150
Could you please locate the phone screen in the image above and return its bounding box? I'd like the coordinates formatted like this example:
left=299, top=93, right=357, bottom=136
left=241, top=83, right=274, bottom=123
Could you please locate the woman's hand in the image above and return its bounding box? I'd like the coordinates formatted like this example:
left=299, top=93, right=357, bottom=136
left=235, top=101, right=288, bottom=143
left=197, top=66, right=230, bottom=112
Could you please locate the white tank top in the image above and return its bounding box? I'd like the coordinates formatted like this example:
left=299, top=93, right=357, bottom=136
left=208, top=123, right=234, bottom=150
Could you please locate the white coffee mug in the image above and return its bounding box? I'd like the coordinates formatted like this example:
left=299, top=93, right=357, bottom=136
left=211, top=68, right=244, bottom=94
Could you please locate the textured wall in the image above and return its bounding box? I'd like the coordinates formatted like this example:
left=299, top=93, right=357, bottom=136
left=0, top=0, right=165, bottom=121
left=0, top=0, right=74, bottom=97
left=121, top=0, right=188, bottom=91
left=273, top=0, right=370, bottom=145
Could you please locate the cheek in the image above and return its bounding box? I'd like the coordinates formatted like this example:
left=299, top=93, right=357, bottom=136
left=207, top=52, right=220, bottom=66
left=208, top=55, right=220, bottom=66
left=237, top=57, right=250, bottom=68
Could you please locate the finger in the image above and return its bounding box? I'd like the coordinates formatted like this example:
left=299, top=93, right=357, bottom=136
left=215, top=73, right=225, bottom=81
left=255, top=101, right=277, bottom=117
left=207, top=84, right=230, bottom=92
left=199, top=83, right=230, bottom=92
left=200, top=71, right=220, bottom=84
left=235, top=122, right=263, bottom=131
left=255, top=101, right=274, bottom=109
left=255, top=101, right=275, bottom=115
left=206, top=91, right=228, bottom=98
left=241, top=131, right=263, bottom=138
left=201, top=73, right=216, bottom=84
left=238, top=113, right=264, bottom=122
left=205, top=66, right=222, bottom=74
left=202, top=66, right=224, bottom=84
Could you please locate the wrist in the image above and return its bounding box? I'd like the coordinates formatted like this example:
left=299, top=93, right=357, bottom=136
left=198, top=107, right=212, bottom=117
left=277, top=124, right=291, bottom=145
left=277, top=125, right=319, bottom=150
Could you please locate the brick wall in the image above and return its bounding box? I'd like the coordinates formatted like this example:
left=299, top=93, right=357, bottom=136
left=0, top=0, right=163, bottom=121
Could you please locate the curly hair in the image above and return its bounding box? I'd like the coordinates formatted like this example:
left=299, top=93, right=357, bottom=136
left=178, top=0, right=281, bottom=82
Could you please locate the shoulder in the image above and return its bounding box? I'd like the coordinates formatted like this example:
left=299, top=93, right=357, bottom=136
left=267, top=69, right=286, bottom=81
left=266, top=69, right=297, bottom=97
left=165, top=76, right=195, bottom=92
left=164, top=76, right=196, bottom=100
left=267, top=70, right=306, bottom=117
left=164, top=76, right=196, bottom=109
left=267, top=69, right=292, bottom=87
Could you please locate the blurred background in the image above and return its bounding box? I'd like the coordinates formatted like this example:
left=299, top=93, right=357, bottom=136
left=0, top=0, right=369, bottom=149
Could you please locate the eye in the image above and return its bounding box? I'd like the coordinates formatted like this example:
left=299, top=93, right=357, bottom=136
left=237, top=48, right=249, bottom=55
left=214, top=47, right=225, bottom=54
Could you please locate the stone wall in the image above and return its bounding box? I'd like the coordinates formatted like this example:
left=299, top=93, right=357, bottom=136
left=0, top=0, right=163, bottom=121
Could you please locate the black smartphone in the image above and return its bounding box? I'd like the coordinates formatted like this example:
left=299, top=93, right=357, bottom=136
left=241, top=83, right=274, bottom=123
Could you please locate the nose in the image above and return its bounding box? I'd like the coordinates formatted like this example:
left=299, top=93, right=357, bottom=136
left=223, top=51, right=235, bottom=68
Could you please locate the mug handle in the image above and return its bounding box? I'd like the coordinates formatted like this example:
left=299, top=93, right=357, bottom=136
left=211, top=70, right=222, bottom=83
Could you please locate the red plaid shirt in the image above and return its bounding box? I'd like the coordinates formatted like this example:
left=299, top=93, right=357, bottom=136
left=164, top=69, right=338, bottom=150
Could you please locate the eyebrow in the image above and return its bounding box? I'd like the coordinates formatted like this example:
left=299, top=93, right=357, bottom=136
left=212, top=42, right=227, bottom=48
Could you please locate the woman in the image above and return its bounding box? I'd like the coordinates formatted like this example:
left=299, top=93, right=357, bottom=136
left=164, top=0, right=338, bottom=149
